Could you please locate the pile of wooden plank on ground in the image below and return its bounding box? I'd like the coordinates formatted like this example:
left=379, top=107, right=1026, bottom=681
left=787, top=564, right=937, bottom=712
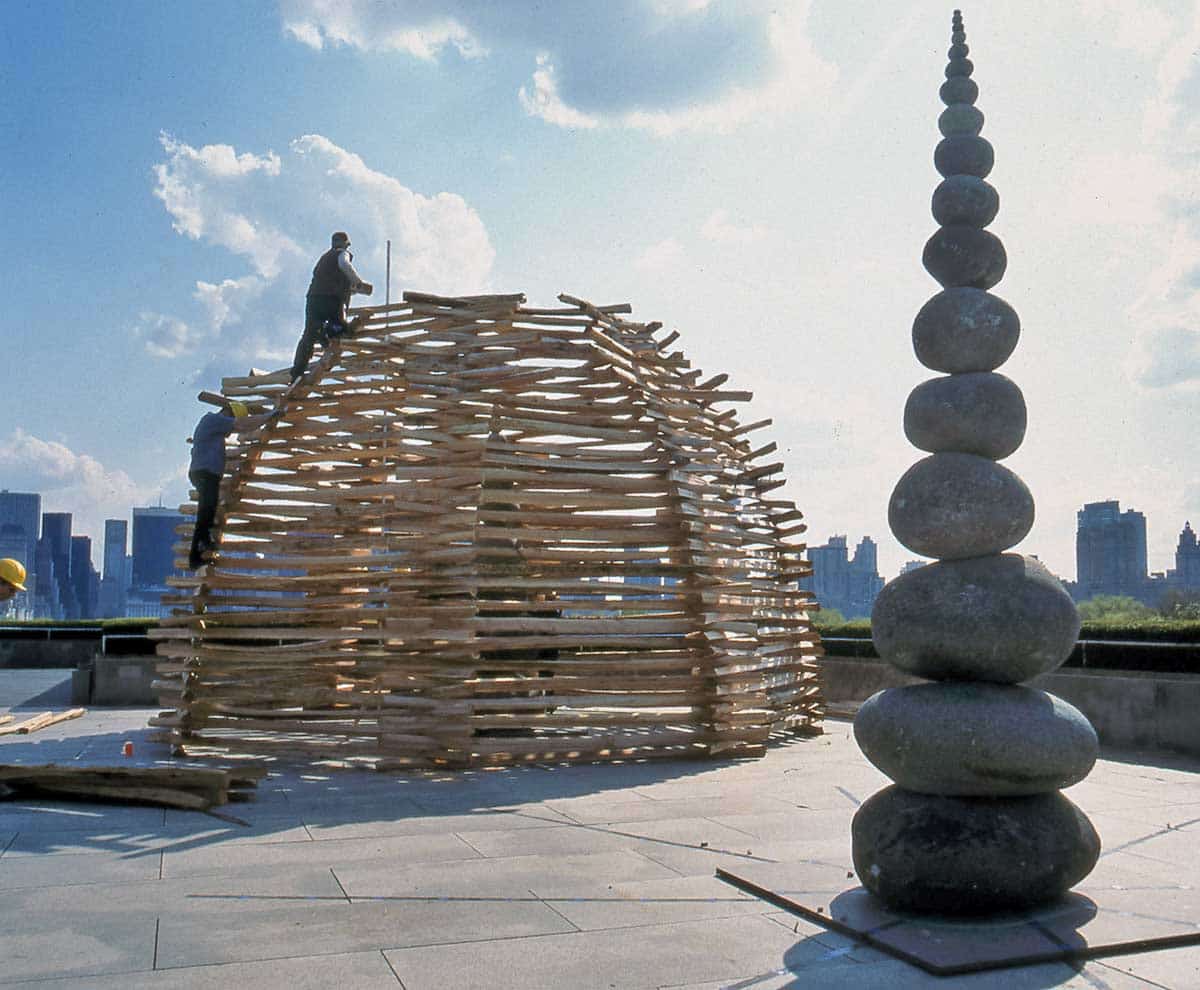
left=0, top=763, right=265, bottom=809
left=0, top=708, right=86, bottom=736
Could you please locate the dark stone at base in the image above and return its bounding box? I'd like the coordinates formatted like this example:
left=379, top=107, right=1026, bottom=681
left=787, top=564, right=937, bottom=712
left=940, top=76, right=978, bottom=106
left=904, top=372, right=1025, bottom=459
left=935, top=136, right=994, bottom=179
left=854, top=682, right=1098, bottom=795
left=932, top=174, right=998, bottom=227
left=871, top=553, right=1080, bottom=683
left=888, top=453, right=1033, bottom=560
left=851, top=786, right=1101, bottom=914
left=923, top=226, right=1007, bottom=290
left=912, top=287, right=1019, bottom=373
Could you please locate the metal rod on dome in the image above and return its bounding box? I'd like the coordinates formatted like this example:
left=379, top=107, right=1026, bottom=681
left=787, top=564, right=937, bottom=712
left=386, top=239, right=391, bottom=306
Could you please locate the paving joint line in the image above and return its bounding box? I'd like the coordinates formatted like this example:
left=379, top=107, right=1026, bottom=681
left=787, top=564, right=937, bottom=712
left=529, top=887, right=582, bottom=932
left=380, top=948, right=407, bottom=987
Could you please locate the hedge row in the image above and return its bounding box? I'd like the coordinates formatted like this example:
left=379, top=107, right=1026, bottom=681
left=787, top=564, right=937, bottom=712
left=816, top=619, right=1200, bottom=642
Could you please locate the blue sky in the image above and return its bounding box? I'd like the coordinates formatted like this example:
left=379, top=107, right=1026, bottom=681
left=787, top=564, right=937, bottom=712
left=2, top=0, right=1198, bottom=582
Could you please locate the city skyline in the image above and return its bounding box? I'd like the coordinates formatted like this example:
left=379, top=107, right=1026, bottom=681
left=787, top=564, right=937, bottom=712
left=2, top=3, right=1198, bottom=584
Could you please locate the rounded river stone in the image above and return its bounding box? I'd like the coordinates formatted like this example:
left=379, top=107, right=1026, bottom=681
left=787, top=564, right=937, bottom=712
left=940, top=76, right=978, bottom=106
left=932, top=175, right=998, bottom=227
left=904, top=372, right=1026, bottom=459
left=851, top=786, right=1100, bottom=914
left=948, top=43, right=969, bottom=59
left=938, top=103, right=984, bottom=137
left=871, top=553, right=1081, bottom=682
left=912, top=288, right=1020, bottom=373
left=923, top=226, right=1007, bottom=289
left=945, top=57, right=974, bottom=78
left=854, top=683, right=1098, bottom=795
left=935, top=135, right=994, bottom=179
left=888, top=453, right=1033, bottom=560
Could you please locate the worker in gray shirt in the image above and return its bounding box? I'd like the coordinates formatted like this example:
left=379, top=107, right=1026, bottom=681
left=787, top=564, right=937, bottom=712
left=188, top=400, right=276, bottom=569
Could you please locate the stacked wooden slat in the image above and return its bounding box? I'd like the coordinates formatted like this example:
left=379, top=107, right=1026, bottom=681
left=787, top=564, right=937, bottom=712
left=151, top=292, right=823, bottom=767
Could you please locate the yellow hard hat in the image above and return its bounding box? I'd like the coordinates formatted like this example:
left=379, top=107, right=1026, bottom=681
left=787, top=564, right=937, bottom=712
left=228, top=400, right=249, bottom=418
left=0, top=558, right=27, bottom=591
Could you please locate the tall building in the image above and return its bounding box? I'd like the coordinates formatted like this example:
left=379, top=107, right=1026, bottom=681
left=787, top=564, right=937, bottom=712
left=1074, top=500, right=1148, bottom=602
left=41, top=511, right=78, bottom=618
left=805, top=535, right=885, bottom=619
left=98, top=519, right=129, bottom=617
left=131, top=506, right=186, bottom=590
left=0, top=491, right=40, bottom=616
left=70, top=536, right=98, bottom=619
left=1168, top=521, right=1200, bottom=591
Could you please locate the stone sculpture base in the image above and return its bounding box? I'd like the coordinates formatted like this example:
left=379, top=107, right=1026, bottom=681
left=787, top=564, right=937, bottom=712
left=851, top=786, right=1101, bottom=913
left=717, top=858, right=1200, bottom=977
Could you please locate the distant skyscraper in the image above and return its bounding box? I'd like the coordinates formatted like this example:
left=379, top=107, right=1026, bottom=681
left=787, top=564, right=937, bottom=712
left=41, top=511, right=77, bottom=618
left=1172, top=522, right=1200, bottom=590
left=1075, top=500, right=1148, bottom=602
left=0, top=491, right=40, bottom=614
left=98, top=519, right=129, bottom=617
left=805, top=534, right=885, bottom=619
left=70, top=536, right=98, bottom=619
left=131, top=507, right=186, bottom=590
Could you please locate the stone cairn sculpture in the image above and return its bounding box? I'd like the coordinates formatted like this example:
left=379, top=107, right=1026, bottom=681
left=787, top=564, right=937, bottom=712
left=849, top=10, right=1102, bottom=914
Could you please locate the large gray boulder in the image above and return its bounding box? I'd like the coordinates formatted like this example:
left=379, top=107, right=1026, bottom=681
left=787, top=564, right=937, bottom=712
left=923, top=226, right=1007, bottom=289
left=904, top=372, right=1026, bottom=459
left=851, top=786, right=1101, bottom=914
left=871, top=553, right=1081, bottom=682
left=888, top=453, right=1033, bottom=559
left=932, top=175, right=999, bottom=227
left=854, top=683, right=1098, bottom=795
left=912, top=288, right=1020, bottom=373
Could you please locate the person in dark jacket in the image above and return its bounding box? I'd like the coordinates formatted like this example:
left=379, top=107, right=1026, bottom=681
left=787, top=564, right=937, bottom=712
left=289, top=231, right=373, bottom=385
left=188, top=400, right=277, bottom=569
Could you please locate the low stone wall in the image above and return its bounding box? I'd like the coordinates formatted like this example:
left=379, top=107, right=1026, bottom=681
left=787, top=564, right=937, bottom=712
left=819, top=658, right=1200, bottom=758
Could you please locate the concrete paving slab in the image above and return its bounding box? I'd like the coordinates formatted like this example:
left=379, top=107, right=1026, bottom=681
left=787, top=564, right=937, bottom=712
left=0, top=847, right=161, bottom=890
left=302, top=806, right=572, bottom=841
left=155, top=894, right=576, bottom=969
left=384, top=914, right=827, bottom=990
left=336, top=849, right=678, bottom=900
left=0, top=866, right=348, bottom=919
left=4, top=817, right=312, bottom=857
left=3, top=950, right=402, bottom=989
left=0, top=802, right=166, bottom=833
left=661, top=957, right=1159, bottom=989
left=0, top=909, right=156, bottom=983
left=719, top=860, right=1200, bottom=977
left=543, top=793, right=796, bottom=825
left=537, top=873, right=766, bottom=931
left=1094, top=943, right=1200, bottom=988
left=161, top=829, right=480, bottom=880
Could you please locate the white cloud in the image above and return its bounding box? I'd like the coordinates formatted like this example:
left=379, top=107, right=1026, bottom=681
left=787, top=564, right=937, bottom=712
left=635, top=238, right=686, bottom=273
left=1130, top=326, right=1200, bottom=388
left=701, top=209, right=770, bottom=246
left=135, top=311, right=202, bottom=359
left=280, top=1, right=836, bottom=135
left=148, top=132, right=495, bottom=378
left=0, top=431, right=169, bottom=562
left=518, top=55, right=600, bottom=130
left=281, top=2, right=485, bottom=59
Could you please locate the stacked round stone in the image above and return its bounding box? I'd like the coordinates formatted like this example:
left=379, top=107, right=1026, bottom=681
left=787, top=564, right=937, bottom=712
left=849, top=10, right=1101, bottom=915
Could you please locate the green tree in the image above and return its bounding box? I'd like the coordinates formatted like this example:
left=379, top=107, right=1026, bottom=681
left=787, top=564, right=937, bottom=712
left=811, top=606, right=847, bottom=629
left=1158, top=589, right=1200, bottom=620
left=1077, top=594, right=1155, bottom=622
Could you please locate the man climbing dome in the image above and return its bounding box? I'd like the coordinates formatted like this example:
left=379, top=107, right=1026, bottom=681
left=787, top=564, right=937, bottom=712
left=188, top=400, right=277, bottom=569
left=0, top=558, right=27, bottom=604
left=289, top=231, right=373, bottom=387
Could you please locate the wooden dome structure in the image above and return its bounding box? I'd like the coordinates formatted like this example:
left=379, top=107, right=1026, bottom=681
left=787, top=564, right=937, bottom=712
left=151, top=292, right=823, bottom=768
